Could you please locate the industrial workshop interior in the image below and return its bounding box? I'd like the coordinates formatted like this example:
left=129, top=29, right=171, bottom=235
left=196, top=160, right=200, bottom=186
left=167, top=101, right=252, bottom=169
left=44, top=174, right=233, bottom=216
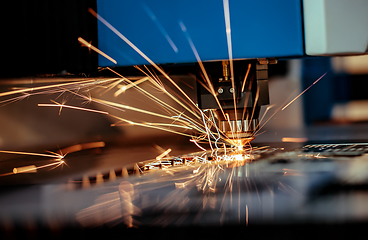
left=3, top=0, right=368, bottom=239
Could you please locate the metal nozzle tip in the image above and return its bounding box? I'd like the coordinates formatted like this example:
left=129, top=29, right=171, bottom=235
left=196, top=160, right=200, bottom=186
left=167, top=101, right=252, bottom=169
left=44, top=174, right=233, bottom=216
left=219, top=119, right=257, bottom=147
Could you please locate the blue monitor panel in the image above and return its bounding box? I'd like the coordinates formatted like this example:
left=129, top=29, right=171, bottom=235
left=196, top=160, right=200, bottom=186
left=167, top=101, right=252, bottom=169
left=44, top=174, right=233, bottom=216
left=96, top=0, right=304, bottom=67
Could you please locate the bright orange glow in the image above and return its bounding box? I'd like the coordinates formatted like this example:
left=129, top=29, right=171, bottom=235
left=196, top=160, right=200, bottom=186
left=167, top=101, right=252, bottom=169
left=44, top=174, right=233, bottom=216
left=78, top=37, right=117, bottom=64
left=233, top=154, right=244, bottom=161
left=225, top=137, right=255, bottom=148
left=282, top=137, right=308, bottom=143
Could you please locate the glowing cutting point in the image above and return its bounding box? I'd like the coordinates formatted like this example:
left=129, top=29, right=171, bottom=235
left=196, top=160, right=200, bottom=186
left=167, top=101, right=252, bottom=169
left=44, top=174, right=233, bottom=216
left=225, top=137, right=254, bottom=149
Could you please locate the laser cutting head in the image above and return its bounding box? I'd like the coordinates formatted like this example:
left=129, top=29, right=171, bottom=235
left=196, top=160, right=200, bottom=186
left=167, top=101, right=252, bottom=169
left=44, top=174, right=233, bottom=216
left=197, top=58, right=275, bottom=146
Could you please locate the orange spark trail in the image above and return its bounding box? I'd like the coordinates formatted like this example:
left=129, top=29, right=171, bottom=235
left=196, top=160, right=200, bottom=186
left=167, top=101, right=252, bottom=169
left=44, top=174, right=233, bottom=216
left=254, top=70, right=329, bottom=136
left=282, top=137, right=308, bottom=143
left=89, top=69, right=203, bottom=127
left=13, top=165, right=37, bottom=174
left=114, top=77, right=148, bottom=97
left=282, top=71, right=328, bottom=111
left=190, top=140, right=207, bottom=151
left=60, top=141, right=105, bottom=155
left=78, top=37, right=117, bottom=64
left=14, top=161, right=64, bottom=174
left=38, top=103, right=109, bottom=115
left=88, top=8, right=200, bottom=114
left=0, top=79, right=100, bottom=98
left=178, top=22, right=212, bottom=90
left=156, top=148, right=172, bottom=161
left=223, top=0, right=237, bottom=122
left=241, top=63, right=251, bottom=92
left=106, top=66, right=201, bottom=121
left=178, top=20, right=227, bottom=127
left=247, top=86, right=259, bottom=130
left=0, top=150, right=62, bottom=159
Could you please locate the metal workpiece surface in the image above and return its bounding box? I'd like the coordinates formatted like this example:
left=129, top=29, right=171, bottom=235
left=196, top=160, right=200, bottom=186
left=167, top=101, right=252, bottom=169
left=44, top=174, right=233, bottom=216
left=2, top=140, right=368, bottom=236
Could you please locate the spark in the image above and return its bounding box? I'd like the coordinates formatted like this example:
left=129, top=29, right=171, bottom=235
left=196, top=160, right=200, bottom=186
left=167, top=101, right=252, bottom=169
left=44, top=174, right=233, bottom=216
left=225, top=113, right=235, bottom=137
left=141, top=3, right=178, bottom=53
left=256, top=104, right=275, bottom=130
left=114, top=77, right=149, bottom=97
left=246, top=205, right=248, bottom=226
left=143, top=122, right=192, bottom=130
left=0, top=150, right=63, bottom=159
left=156, top=148, right=172, bottom=161
left=282, top=71, right=329, bottom=111
left=134, top=66, right=166, bottom=92
left=0, top=78, right=103, bottom=98
left=88, top=8, right=200, bottom=115
left=247, top=85, right=260, bottom=131
left=0, top=78, right=121, bottom=107
left=26, top=161, right=63, bottom=172
left=223, top=0, right=237, bottom=122
left=143, top=65, right=166, bottom=91
left=241, top=63, right=252, bottom=92
left=78, top=37, right=117, bottom=64
left=38, top=102, right=109, bottom=115
left=207, top=110, right=222, bottom=148
left=109, top=74, right=202, bottom=127
left=13, top=165, right=37, bottom=174
left=11, top=160, right=65, bottom=175
left=282, top=137, right=308, bottom=143
left=60, top=141, right=105, bottom=155
left=178, top=20, right=226, bottom=120
left=92, top=98, right=191, bottom=125
left=190, top=140, right=207, bottom=151
left=110, top=115, right=193, bottom=138
left=105, top=67, right=203, bottom=126
left=254, top=71, right=329, bottom=136
left=200, top=110, right=214, bottom=151
left=171, top=115, right=206, bottom=133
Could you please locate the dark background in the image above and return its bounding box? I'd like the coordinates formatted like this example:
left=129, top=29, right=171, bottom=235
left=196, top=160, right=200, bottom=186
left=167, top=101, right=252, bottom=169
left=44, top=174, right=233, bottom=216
left=2, top=0, right=98, bottom=78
